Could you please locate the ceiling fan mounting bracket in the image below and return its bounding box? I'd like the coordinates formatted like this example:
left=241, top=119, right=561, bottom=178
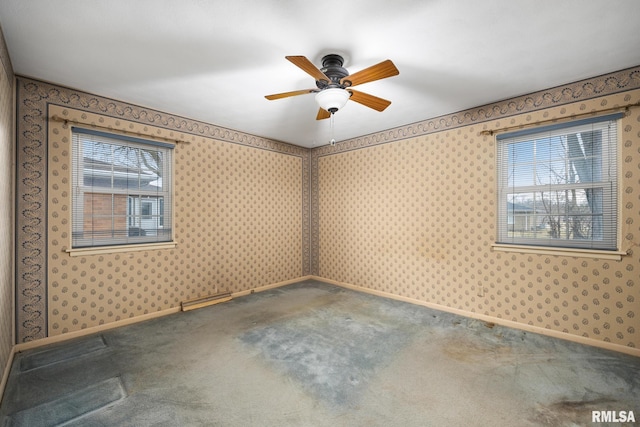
left=317, top=54, right=349, bottom=89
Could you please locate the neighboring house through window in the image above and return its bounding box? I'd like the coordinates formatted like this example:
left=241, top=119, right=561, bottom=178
left=71, top=128, right=173, bottom=248
left=496, top=113, right=621, bottom=250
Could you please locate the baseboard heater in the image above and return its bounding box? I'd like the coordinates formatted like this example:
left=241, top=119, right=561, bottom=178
left=181, top=292, right=232, bottom=312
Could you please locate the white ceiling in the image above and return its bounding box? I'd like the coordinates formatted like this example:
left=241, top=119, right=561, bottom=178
left=1, top=1, right=639, bottom=148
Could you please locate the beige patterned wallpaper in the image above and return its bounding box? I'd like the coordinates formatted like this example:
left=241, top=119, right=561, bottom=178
left=316, top=90, right=640, bottom=351
left=0, top=25, right=14, bottom=382
left=15, top=66, right=640, bottom=353
left=15, top=77, right=310, bottom=343
left=16, top=77, right=309, bottom=342
left=45, top=106, right=304, bottom=335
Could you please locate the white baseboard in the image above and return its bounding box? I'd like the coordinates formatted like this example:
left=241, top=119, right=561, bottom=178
left=312, top=276, right=640, bottom=358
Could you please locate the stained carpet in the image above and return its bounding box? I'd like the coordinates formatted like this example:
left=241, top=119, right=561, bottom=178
left=1, top=280, right=638, bottom=426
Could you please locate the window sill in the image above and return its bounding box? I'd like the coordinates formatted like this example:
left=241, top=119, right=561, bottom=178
left=66, top=241, right=177, bottom=257
left=491, top=244, right=627, bottom=261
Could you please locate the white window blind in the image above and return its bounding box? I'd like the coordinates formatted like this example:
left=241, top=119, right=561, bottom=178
left=71, top=128, right=173, bottom=248
left=496, top=113, right=621, bottom=250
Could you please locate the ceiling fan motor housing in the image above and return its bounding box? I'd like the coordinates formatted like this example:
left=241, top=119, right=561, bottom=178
left=318, top=54, right=350, bottom=88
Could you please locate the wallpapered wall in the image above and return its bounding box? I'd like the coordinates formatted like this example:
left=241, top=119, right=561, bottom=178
left=17, top=79, right=309, bottom=341
left=46, top=106, right=304, bottom=335
left=314, top=85, right=640, bottom=351
left=15, top=65, right=640, bottom=352
left=0, top=26, right=14, bottom=384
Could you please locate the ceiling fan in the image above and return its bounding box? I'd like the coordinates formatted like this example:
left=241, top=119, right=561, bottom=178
left=265, top=54, right=399, bottom=120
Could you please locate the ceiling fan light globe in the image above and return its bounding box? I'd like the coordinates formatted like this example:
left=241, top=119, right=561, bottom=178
left=315, top=88, right=350, bottom=113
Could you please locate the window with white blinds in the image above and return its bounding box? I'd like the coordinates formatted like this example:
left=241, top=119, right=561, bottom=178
left=71, top=128, right=173, bottom=248
left=496, top=113, right=621, bottom=250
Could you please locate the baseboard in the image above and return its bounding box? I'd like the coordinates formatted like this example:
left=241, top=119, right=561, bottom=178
left=312, top=276, right=640, bottom=358
left=14, top=273, right=633, bottom=360
left=0, top=345, right=16, bottom=406
left=231, top=276, right=313, bottom=298
left=14, top=306, right=182, bottom=353
left=12, top=276, right=313, bottom=353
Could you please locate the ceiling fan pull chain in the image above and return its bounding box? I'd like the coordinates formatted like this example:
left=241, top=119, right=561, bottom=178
left=330, top=112, right=336, bottom=146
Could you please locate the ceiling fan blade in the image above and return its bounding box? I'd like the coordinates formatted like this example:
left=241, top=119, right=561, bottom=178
left=341, top=59, right=399, bottom=87
left=265, top=89, right=317, bottom=100
left=348, top=89, right=392, bottom=112
left=286, top=55, right=331, bottom=83
left=316, top=108, right=331, bottom=120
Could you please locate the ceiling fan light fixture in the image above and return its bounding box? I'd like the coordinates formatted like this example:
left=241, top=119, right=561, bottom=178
left=315, top=88, right=350, bottom=113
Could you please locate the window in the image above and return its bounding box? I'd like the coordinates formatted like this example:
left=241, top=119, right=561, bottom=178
left=496, top=113, right=621, bottom=251
left=72, top=128, right=173, bottom=248
left=141, top=199, right=153, bottom=219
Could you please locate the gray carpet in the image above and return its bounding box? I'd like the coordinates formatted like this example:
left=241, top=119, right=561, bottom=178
left=1, top=280, right=639, bottom=426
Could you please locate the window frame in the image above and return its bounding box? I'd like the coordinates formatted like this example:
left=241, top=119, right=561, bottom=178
left=493, top=113, right=626, bottom=259
left=68, top=127, right=176, bottom=254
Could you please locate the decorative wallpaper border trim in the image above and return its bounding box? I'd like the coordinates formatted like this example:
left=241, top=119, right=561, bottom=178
left=312, top=65, right=640, bottom=158
left=15, top=77, right=311, bottom=343
left=309, top=65, right=640, bottom=275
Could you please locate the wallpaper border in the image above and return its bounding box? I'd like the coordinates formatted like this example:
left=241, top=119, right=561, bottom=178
left=15, top=77, right=311, bottom=343
left=309, top=65, right=640, bottom=275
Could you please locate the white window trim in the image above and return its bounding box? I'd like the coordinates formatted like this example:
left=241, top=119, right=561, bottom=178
left=66, top=241, right=177, bottom=257
left=491, top=243, right=627, bottom=261
left=494, top=113, right=625, bottom=258
left=70, top=127, right=176, bottom=251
